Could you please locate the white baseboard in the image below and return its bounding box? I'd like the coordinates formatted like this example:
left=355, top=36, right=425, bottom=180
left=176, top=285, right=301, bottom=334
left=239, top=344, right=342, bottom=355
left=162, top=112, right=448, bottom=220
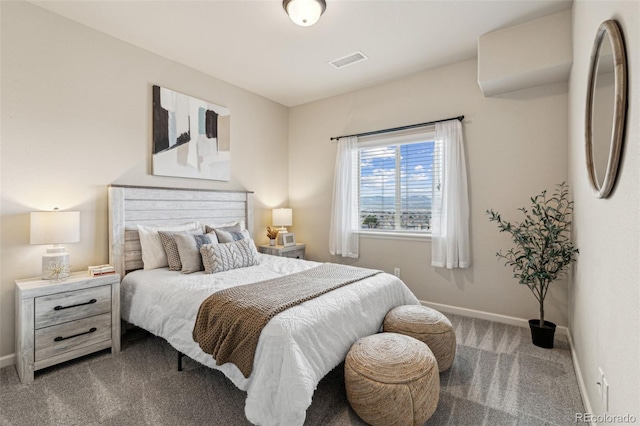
left=418, top=299, right=569, bottom=336
left=566, top=331, right=594, bottom=425
left=0, top=353, right=15, bottom=369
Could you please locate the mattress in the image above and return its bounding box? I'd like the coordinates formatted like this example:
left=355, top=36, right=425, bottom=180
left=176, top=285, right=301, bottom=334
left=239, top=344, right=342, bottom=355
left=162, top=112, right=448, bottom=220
left=120, top=253, right=420, bottom=425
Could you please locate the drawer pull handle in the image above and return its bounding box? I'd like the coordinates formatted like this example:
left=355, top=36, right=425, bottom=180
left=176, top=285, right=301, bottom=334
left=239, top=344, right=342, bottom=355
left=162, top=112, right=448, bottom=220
left=54, top=299, right=97, bottom=311
left=54, top=327, right=97, bottom=342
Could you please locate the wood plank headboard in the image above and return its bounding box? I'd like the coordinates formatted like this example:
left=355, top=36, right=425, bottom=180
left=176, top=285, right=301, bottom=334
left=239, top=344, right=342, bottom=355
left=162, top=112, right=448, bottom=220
left=108, top=185, right=254, bottom=277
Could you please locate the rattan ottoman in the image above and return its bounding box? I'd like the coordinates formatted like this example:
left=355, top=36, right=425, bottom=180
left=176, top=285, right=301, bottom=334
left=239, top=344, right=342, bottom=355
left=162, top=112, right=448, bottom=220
left=383, top=305, right=456, bottom=372
left=344, top=333, right=439, bottom=426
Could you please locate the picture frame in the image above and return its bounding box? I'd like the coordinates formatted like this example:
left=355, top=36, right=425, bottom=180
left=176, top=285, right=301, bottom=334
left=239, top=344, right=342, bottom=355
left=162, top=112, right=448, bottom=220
left=281, top=232, right=296, bottom=247
left=152, top=85, right=231, bottom=181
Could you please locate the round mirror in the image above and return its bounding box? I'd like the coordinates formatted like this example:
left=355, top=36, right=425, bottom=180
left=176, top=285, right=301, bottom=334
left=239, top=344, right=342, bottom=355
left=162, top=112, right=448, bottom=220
left=585, top=20, right=627, bottom=199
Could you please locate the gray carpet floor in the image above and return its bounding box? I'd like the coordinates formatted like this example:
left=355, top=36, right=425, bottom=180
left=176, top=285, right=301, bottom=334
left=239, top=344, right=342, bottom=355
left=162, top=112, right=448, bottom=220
left=0, top=313, right=585, bottom=425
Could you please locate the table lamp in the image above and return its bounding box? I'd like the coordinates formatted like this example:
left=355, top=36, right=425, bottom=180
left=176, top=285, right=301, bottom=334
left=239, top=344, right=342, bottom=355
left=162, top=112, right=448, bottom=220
left=30, top=208, right=80, bottom=279
left=272, top=208, right=292, bottom=245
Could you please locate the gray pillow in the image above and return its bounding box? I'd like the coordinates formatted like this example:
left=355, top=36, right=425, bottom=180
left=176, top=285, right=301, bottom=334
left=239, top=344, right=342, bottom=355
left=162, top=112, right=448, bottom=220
left=158, top=228, right=203, bottom=271
left=204, top=222, right=242, bottom=234
left=174, top=232, right=219, bottom=273
left=200, top=239, right=259, bottom=274
left=214, top=228, right=251, bottom=243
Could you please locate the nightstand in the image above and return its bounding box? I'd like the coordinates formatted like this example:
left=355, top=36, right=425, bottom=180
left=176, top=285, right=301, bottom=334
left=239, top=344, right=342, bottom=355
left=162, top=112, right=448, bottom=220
left=15, top=271, right=121, bottom=384
left=258, top=243, right=306, bottom=259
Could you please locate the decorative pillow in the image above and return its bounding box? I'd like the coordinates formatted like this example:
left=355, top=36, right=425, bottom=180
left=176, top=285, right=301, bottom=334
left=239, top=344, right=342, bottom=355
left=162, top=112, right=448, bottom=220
left=174, top=232, right=219, bottom=274
left=214, top=228, right=251, bottom=243
left=138, top=222, right=200, bottom=270
left=200, top=239, right=259, bottom=274
left=203, top=220, right=245, bottom=234
left=158, top=229, right=203, bottom=271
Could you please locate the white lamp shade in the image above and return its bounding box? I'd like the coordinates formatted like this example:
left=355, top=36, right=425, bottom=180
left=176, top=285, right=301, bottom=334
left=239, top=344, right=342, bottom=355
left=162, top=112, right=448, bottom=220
left=30, top=211, right=80, bottom=245
left=284, top=0, right=325, bottom=26
left=272, top=208, right=293, bottom=227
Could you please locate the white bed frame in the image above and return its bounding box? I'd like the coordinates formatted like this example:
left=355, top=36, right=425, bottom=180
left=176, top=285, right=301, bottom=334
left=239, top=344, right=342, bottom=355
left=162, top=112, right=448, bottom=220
left=107, top=185, right=420, bottom=426
left=108, top=185, right=254, bottom=277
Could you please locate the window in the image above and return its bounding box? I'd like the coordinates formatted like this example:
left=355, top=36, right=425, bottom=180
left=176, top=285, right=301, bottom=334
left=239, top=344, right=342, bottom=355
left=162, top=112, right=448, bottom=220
left=357, top=130, right=441, bottom=235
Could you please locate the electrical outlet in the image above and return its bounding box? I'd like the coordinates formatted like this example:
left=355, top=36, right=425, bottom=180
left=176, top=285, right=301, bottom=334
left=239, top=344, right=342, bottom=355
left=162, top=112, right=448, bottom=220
left=603, top=377, right=609, bottom=413
left=393, top=267, right=400, bottom=278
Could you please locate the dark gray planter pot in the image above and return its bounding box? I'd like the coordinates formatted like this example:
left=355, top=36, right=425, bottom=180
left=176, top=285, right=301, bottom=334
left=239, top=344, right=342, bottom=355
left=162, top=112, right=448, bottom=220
left=528, top=319, right=556, bottom=349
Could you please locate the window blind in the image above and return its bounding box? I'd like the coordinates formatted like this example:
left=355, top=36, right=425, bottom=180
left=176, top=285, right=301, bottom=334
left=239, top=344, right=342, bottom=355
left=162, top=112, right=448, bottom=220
left=358, top=138, right=440, bottom=232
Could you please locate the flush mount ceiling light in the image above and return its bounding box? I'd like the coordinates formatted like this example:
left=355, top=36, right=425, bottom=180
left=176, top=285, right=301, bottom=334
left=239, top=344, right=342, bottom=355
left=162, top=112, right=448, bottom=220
left=283, top=0, right=326, bottom=27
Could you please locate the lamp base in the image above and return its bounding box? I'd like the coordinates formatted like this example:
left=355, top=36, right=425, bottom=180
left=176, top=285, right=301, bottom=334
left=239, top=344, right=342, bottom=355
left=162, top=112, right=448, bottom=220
left=276, top=228, right=288, bottom=245
left=41, top=247, right=69, bottom=280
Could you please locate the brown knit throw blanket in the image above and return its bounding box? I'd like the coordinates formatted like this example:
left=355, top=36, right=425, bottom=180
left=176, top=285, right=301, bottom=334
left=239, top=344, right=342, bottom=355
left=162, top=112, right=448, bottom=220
left=192, top=263, right=381, bottom=378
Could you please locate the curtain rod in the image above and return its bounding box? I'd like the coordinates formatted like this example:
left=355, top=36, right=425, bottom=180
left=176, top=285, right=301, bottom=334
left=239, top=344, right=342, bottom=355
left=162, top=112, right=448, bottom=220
left=330, top=115, right=464, bottom=141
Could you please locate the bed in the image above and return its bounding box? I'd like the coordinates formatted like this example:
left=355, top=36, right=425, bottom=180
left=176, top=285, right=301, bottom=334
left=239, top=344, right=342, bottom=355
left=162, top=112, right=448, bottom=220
left=108, top=185, right=420, bottom=425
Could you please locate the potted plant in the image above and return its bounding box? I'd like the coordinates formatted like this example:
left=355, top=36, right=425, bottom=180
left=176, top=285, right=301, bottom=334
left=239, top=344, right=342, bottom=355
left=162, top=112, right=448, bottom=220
left=487, top=182, right=579, bottom=348
left=266, top=226, right=279, bottom=246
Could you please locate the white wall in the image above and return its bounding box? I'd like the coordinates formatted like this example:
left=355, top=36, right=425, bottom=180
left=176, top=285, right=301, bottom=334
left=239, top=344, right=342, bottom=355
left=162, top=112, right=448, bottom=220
left=0, top=1, right=290, bottom=360
left=569, top=0, right=639, bottom=418
left=478, top=10, right=572, bottom=96
left=289, top=59, right=570, bottom=326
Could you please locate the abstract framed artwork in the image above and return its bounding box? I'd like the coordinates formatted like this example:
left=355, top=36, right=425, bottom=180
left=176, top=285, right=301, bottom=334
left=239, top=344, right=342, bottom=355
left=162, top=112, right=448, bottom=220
left=152, top=85, right=231, bottom=181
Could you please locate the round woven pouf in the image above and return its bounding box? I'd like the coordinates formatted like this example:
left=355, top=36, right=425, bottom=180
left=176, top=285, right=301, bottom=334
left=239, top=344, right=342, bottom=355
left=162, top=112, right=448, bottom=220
left=345, top=333, right=439, bottom=426
left=383, top=305, right=456, bottom=372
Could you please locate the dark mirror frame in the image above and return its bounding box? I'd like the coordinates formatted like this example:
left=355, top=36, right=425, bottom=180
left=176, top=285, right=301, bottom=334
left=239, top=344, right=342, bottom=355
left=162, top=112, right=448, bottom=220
left=585, top=19, right=627, bottom=199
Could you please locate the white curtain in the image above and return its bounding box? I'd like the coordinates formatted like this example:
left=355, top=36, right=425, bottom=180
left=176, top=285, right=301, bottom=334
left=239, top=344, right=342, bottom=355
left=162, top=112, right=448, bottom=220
left=431, top=120, right=470, bottom=269
left=329, top=136, right=359, bottom=258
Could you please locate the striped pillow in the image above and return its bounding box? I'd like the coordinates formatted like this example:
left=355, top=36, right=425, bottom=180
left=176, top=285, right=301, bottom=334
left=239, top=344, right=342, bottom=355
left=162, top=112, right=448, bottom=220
left=200, top=239, right=259, bottom=274
left=214, top=228, right=250, bottom=243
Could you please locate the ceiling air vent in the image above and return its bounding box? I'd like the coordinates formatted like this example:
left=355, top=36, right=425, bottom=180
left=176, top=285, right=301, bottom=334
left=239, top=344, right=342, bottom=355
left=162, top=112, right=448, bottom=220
left=329, top=51, right=368, bottom=69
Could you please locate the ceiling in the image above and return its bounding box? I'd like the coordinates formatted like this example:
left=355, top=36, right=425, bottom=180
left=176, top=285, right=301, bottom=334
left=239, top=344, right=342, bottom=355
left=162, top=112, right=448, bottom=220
left=31, top=0, right=572, bottom=107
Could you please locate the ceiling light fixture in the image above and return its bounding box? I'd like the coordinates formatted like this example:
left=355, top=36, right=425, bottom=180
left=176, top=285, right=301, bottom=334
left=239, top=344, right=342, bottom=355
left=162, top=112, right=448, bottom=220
left=283, top=0, right=326, bottom=27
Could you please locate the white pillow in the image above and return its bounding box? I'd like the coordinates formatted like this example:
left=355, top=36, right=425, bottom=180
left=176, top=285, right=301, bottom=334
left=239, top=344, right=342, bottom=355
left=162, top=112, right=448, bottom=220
left=138, top=222, right=200, bottom=270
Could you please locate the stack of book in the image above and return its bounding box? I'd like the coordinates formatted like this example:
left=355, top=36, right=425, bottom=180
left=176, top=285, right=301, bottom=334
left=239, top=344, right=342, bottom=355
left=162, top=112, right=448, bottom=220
left=88, top=264, right=116, bottom=276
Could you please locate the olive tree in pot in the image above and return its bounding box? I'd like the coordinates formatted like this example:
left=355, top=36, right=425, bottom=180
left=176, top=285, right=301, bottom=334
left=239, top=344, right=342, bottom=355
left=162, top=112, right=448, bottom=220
left=487, top=182, right=579, bottom=349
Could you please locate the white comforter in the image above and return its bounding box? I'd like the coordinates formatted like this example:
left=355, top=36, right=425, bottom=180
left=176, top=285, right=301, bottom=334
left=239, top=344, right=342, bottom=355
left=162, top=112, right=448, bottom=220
left=121, top=254, right=420, bottom=425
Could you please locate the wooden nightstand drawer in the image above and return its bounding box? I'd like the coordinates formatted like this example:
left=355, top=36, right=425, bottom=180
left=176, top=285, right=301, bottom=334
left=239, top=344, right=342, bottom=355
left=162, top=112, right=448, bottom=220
left=281, top=248, right=304, bottom=259
left=258, top=243, right=306, bottom=259
left=35, top=313, right=111, bottom=362
left=35, top=285, right=111, bottom=329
